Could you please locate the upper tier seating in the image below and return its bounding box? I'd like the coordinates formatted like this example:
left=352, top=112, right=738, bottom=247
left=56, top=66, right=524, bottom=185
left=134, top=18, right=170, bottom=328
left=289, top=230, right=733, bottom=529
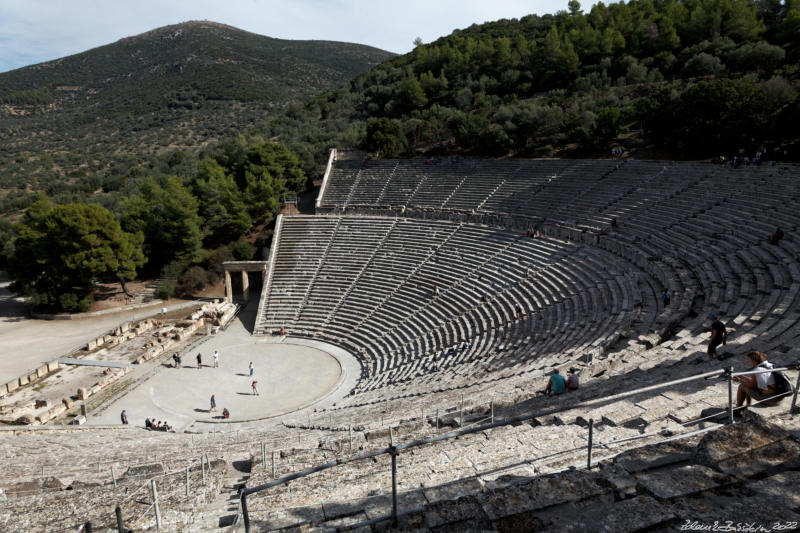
left=257, top=157, right=800, bottom=415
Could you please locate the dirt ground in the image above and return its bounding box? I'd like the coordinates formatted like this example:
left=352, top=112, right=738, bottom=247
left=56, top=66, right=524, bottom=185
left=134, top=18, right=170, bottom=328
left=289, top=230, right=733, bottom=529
left=89, top=280, right=225, bottom=312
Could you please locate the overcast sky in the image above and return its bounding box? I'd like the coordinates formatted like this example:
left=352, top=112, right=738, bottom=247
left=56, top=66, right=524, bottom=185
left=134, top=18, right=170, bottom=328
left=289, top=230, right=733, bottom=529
left=0, top=0, right=571, bottom=73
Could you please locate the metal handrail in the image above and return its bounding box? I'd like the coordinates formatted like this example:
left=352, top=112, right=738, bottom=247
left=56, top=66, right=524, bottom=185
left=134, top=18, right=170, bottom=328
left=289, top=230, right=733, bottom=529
left=239, top=364, right=798, bottom=532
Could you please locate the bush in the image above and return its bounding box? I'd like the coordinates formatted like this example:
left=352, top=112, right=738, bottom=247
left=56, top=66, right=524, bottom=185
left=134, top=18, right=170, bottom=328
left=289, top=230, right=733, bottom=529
left=682, top=53, right=726, bottom=77
left=155, top=279, right=175, bottom=300
left=230, top=239, right=254, bottom=261
left=177, top=266, right=210, bottom=297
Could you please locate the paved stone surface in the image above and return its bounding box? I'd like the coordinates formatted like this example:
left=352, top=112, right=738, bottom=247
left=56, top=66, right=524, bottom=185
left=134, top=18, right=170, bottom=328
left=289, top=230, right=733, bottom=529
left=84, top=303, right=360, bottom=432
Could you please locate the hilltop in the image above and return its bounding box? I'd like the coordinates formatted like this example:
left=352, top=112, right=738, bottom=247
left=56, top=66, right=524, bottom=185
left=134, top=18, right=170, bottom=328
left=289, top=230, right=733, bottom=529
left=0, top=21, right=394, bottom=215
left=262, top=0, right=799, bottom=167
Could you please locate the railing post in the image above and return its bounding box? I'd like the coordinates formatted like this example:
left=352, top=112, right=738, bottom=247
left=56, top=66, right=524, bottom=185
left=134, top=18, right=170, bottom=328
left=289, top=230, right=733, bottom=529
left=272, top=451, right=276, bottom=479
left=389, top=428, right=398, bottom=528
left=791, top=371, right=800, bottom=415
left=587, top=418, right=594, bottom=470
left=111, top=466, right=117, bottom=488
left=261, top=442, right=266, bottom=471
left=460, top=394, right=464, bottom=427
left=115, top=505, right=124, bottom=533
left=205, top=452, right=210, bottom=472
left=727, top=366, right=735, bottom=424
left=241, top=490, right=251, bottom=533
left=490, top=400, right=494, bottom=424
left=151, top=479, right=162, bottom=529
left=84, top=521, right=92, bottom=533
left=185, top=466, right=190, bottom=497
left=349, top=425, right=353, bottom=450
left=201, top=456, right=206, bottom=485
left=436, top=408, right=439, bottom=430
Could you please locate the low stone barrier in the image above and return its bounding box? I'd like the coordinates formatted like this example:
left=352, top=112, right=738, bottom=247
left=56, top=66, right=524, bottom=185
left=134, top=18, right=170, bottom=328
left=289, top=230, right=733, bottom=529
left=0, top=360, right=60, bottom=397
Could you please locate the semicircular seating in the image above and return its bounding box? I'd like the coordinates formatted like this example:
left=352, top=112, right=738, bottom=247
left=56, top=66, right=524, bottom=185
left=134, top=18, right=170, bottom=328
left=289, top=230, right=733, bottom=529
left=257, top=156, right=800, bottom=412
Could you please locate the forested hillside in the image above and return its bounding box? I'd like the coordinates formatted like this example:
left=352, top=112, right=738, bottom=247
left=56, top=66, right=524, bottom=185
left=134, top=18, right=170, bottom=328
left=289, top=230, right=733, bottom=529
left=0, top=21, right=393, bottom=216
left=263, top=0, right=799, bottom=167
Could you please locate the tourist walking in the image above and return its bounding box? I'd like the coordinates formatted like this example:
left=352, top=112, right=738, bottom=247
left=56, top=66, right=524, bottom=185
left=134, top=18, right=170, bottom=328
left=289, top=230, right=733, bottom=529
left=707, top=314, right=727, bottom=359
left=249, top=362, right=254, bottom=377
left=213, top=350, right=219, bottom=368
left=252, top=380, right=259, bottom=396
left=210, top=394, right=216, bottom=411
left=120, top=410, right=128, bottom=425
left=197, top=353, right=202, bottom=369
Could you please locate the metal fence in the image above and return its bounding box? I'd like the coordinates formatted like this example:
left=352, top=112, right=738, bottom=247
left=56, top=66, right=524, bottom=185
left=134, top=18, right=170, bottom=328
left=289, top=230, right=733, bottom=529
left=239, top=365, right=799, bottom=532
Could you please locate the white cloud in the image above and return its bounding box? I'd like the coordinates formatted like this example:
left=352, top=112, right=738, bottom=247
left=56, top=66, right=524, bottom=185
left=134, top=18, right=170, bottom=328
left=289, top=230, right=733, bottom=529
left=0, top=0, right=568, bottom=73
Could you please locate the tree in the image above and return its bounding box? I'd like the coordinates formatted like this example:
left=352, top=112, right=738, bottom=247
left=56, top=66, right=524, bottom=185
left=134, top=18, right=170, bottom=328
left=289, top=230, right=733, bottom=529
left=8, top=197, right=146, bottom=312
left=193, top=157, right=251, bottom=246
left=238, top=143, right=307, bottom=223
left=364, top=117, right=405, bottom=157
left=592, top=107, right=623, bottom=146
left=122, top=177, right=204, bottom=273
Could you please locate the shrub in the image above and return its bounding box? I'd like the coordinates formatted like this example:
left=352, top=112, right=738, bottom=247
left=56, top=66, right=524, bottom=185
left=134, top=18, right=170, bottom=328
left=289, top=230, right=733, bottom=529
left=230, top=239, right=254, bottom=261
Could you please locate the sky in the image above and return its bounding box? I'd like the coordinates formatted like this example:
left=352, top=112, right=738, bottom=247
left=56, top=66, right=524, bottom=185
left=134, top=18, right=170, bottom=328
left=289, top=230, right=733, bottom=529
left=0, top=0, right=570, bottom=73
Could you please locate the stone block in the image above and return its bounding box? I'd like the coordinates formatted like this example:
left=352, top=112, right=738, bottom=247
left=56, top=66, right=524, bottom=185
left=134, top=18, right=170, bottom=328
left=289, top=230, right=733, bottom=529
left=35, top=399, right=49, bottom=409
left=749, top=471, right=800, bottom=508
left=424, top=496, right=490, bottom=530
left=62, top=397, right=74, bottom=409
left=77, top=387, right=88, bottom=400
left=636, top=464, right=728, bottom=499
left=246, top=506, right=325, bottom=530
left=478, top=470, right=609, bottom=520
left=562, top=495, right=675, bottom=532
left=18, top=375, right=29, bottom=387
left=27, top=372, right=39, bottom=384
left=6, top=380, right=19, bottom=392
left=47, top=404, right=66, bottom=418
left=615, top=441, right=696, bottom=473
left=15, top=414, right=35, bottom=425
left=87, top=339, right=97, bottom=350
left=89, top=384, right=102, bottom=395
left=694, top=418, right=800, bottom=478
left=36, top=365, right=48, bottom=378
left=72, top=415, right=86, bottom=425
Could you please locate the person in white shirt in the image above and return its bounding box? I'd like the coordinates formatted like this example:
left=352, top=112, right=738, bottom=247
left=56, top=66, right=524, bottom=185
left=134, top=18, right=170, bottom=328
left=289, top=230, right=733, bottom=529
left=733, top=351, right=775, bottom=415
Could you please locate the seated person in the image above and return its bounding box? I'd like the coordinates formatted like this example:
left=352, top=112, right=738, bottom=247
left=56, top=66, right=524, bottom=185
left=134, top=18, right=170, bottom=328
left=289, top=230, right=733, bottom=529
left=145, top=418, right=152, bottom=429
left=222, top=408, right=230, bottom=419
left=544, top=369, right=566, bottom=396
left=566, top=368, right=580, bottom=392
left=734, top=351, right=777, bottom=413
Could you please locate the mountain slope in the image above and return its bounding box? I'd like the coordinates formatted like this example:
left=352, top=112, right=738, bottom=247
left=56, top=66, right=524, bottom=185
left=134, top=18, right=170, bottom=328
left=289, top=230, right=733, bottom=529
left=0, top=21, right=394, bottom=213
